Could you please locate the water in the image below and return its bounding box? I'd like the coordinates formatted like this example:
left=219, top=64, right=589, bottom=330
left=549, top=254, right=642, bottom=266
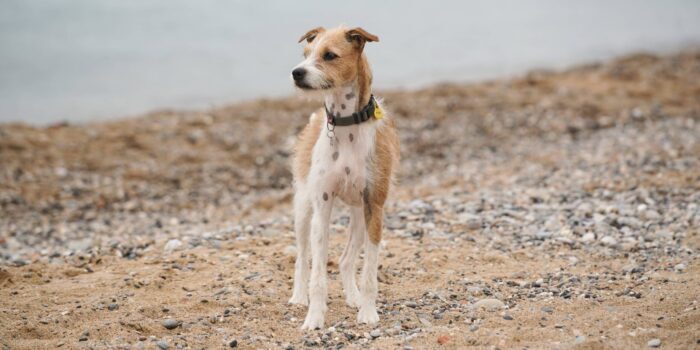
left=1, top=0, right=699, bottom=124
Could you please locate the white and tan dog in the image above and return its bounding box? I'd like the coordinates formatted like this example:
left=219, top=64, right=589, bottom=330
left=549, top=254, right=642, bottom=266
left=288, top=26, right=400, bottom=330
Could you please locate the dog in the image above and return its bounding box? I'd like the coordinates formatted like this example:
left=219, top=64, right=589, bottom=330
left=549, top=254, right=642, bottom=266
left=288, top=25, right=400, bottom=330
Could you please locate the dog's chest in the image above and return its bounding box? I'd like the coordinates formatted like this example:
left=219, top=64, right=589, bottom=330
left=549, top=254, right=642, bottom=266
left=311, top=123, right=374, bottom=206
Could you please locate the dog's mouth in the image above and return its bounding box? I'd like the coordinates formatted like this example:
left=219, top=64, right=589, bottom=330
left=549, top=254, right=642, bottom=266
left=294, top=80, right=333, bottom=90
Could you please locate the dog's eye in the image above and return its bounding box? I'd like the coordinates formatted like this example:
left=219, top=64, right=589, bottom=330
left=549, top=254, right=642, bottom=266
left=323, top=52, right=338, bottom=61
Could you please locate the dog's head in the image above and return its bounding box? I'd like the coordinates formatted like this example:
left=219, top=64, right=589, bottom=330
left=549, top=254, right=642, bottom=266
left=291, top=26, right=378, bottom=91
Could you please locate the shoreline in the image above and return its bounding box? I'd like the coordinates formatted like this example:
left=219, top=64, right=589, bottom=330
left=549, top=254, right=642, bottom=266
left=1, top=50, right=698, bottom=349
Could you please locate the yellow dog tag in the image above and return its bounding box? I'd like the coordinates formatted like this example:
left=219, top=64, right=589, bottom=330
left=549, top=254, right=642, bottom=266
left=374, top=103, right=384, bottom=120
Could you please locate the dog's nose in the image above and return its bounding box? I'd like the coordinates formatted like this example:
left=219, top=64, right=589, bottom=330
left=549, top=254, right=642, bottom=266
left=292, top=68, right=306, bottom=81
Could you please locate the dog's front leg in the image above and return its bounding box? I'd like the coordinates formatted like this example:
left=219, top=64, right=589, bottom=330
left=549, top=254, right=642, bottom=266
left=289, top=190, right=312, bottom=305
left=301, top=191, right=334, bottom=330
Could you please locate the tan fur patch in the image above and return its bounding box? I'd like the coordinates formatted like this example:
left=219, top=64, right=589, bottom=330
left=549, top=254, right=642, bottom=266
left=292, top=108, right=324, bottom=183
left=365, top=117, right=400, bottom=244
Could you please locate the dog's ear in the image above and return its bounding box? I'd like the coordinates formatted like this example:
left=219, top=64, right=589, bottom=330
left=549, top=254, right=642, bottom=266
left=298, top=27, right=325, bottom=43
left=346, top=27, right=379, bottom=49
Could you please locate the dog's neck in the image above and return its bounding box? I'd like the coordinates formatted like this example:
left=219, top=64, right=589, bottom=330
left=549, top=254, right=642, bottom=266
left=324, top=54, right=373, bottom=117
left=324, top=85, right=358, bottom=119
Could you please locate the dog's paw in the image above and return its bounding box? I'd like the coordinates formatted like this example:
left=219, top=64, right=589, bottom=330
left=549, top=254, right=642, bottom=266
left=288, top=293, right=309, bottom=306
left=301, top=310, right=325, bottom=330
left=357, top=306, right=379, bottom=324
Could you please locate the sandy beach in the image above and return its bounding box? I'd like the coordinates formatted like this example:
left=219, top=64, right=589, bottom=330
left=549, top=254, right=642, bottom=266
left=0, top=51, right=699, bottom=349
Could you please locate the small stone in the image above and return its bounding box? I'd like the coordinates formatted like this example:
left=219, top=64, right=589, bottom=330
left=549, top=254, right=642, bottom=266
left=156, top=340, right=169, bottom=350
left=541, top=306, right=553, bottom=313
left=647, top=338, right=661, bottom=348
left=503, top=314, right=514, bottom=320
left=575, top=335, right=586, bottom=344
left=437, top=335, right=450, bottom=345
left=472, top=298, right=505, bottom=311
left=108, top=303, right=119, bottom=311
left=674, top=263, right=686, bottom=272
left=600, top=236, right=617, bottom=246
left=164, top=239, right=182, bottom=253
left=228, top=339, right=238, bottom=348
left=162, top=319, right=179, bottom=330
left=535, top=230, right=552, bottom=240
left=283, top=245, right=297, bottom=256
left=469, top=324, right=479, bottom=332
left=369, top=329, right=382, bottom=338
left=581, top=232, right=595, bottom=243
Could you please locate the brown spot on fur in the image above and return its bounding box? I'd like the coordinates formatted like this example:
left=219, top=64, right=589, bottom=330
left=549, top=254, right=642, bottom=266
left=345, top=166, right=351, bottom=175
left=349, top=133, right=354, bottom=142
left=345, top=92, right=355, bottom=100
left=323, top=192, right=328, bottom=201
left=332, top=151, right=339, bottom=161
left=341, top=104, right=346, bottom=110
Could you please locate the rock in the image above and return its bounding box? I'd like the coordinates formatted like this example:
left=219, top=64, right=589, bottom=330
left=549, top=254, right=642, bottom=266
left=469, top=324, right=479, bottom=332
left=156, top=340, right=169, bottom=350
left=503, top=314, right=514, bottom=320
left=162, top=319, right=179, bottom=330
left=228, top=339, right=238, bottom=348
left=541, top=306, right=553, bottom=313
left=535, top=230, right=552, bottom=240
left=108, top=303, right=119, bottom=311
left=472, top=298, right=505, bottom=311
left=369, top=329, right=382, bottom=338
left=674, top=263, right=686, bottom=272
left=283, top=245, right=297, bottom=256
left=580, top=232, right=595, bottom=243
left=643, top=210, right=661, bottom=221
left=164, top=239, right=182, bottom=253
left=68, top=238, right=93, bottom=252
left=600, top=236, right=617, bottom=246
left=647, top=338, right=661, bottom=348
left=437, top=335, right=450, bottom=345
left=575, top=335, right=586, bottom=344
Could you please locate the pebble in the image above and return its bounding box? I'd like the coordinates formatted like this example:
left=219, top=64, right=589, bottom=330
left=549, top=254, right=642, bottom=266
left=108, top=303, right=119, bottom=311
left=674, top=263, right=686, bottom=272
left=541, top=306, right=553, bottom=313
left=156, top=340, right=169, bottom=350
left=164, top=239, right=182, bottom=253
left=162, top=319, right=179, bottom=330
left=580, top=232, right=595, bottom=243
left=472, top=298, right=505, bottom=311
left=647, top=338, right=661, bottom=348
left=228, top=339, right=238, bottom=348
left=283, top=245, right=297, bottom=256
left=369, top=329, right=382, bottom=338
left=600, top=236, right=618, bottom=246
left=503, top=314, right=514, bottom=320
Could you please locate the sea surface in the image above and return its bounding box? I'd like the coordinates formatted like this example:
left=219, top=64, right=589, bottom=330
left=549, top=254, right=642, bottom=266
left=1, top=0, right=699, bottom=124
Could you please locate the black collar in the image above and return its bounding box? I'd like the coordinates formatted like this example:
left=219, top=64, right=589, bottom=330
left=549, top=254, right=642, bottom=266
left=325, top=95, right=376, bottom=126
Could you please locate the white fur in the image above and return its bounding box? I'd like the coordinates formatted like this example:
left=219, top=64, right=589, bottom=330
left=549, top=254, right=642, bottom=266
left=291, top=84, right=385, bottom=330
left=291, top=35, right=332, bottom=90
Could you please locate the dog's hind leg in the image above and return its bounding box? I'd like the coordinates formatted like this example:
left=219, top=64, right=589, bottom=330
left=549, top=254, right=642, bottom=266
left=340, top=206, right=365, bottom=308
left=357, top=213, right=381, bottom=324
left=289, top=191, right=312, bottom=305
